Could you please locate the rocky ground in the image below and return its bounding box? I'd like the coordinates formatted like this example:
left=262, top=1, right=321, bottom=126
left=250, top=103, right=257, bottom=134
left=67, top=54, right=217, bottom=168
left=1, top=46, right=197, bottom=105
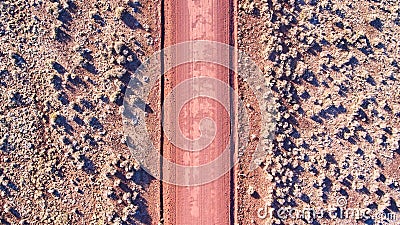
left=237, top=0, right=400, bottom=224
left=0, top=0, right=161, bottom=224
left=0, top=0, right=399, bottom=224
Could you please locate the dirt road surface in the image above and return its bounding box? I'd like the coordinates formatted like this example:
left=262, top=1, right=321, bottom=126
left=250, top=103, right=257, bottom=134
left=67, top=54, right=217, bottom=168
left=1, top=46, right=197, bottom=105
left=162, top=0, right=233, bottom=224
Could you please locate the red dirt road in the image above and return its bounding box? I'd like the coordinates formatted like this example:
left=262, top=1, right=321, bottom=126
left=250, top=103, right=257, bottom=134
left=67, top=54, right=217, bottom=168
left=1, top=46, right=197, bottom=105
left=163, top=0, right=233, bottom=224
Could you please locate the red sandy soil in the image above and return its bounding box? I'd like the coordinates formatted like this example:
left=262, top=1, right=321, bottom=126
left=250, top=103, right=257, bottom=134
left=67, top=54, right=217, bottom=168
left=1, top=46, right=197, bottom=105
left=162, top=0, right=233, bottom=224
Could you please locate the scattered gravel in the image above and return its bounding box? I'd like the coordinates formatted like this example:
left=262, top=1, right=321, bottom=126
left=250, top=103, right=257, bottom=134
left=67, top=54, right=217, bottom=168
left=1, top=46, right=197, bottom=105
left=0, top=0, right=159, bottom=224
left=238, top=0, right=400, bottom=224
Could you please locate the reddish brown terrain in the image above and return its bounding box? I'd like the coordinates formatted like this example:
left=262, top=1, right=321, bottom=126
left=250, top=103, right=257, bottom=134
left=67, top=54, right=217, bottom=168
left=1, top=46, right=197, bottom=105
left=162, top=0, right=232, bottom=224
left=1, top=0, right=400, bottom=224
